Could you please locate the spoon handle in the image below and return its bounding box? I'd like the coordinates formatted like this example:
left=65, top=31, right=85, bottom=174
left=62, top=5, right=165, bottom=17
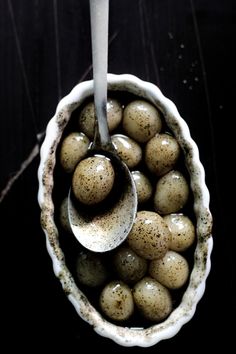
left=89, top=0, right=110, bottom=148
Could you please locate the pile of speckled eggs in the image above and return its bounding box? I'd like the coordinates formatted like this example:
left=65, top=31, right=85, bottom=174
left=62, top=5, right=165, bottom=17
left=56, top=95, right=196, bottom=325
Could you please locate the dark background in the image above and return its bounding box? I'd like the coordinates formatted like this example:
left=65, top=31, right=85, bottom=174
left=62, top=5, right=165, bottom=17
left=0, top=0, right=235, bottom=352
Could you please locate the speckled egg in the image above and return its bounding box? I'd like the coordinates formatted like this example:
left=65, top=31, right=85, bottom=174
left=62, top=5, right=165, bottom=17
left=60, top=132, right=90, bottom=173
left=145, top=133, right=180, bottom=176
left=149, top=251, right=189, bottom=289
left=76, top=250, right=109, bottom=287
left=113, top=246, right=148, bottom=284
left=127, top=211, right=170, bottom=260
left=133, top=277, right=172, bottom=321
left=100, top=281, right=134, bottom=321
left=163, top=213, right=195, bottom=252
left=59, top=197, right=72, bottom=234
left=72, top=155, right=115, bottom=205
left=154, top=170, right=189, bottom=215
left=79, top=98, right=123, bottom=139
left=123, top=100, right=162, bottom=143
left=131, top=171, right=153, bottom=204
left=111, top=134, right=142, bottom=168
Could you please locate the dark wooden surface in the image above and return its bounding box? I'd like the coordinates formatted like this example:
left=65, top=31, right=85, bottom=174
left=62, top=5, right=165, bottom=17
left=0, top=0, right=235, bottom=351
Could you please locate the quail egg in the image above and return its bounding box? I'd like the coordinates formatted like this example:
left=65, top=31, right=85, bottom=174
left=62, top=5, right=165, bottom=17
left=149, top=251, right=189, bottom=289
left=163, top=213, right=195, bottom=251
left=123, top=100, right=162, bottom=143
left=131, top=171, right=153, bottom=204
left=100, top=281, right=134, bottom=321
left=79, top=98, right=123, bottom=139
left=154, top=170, right=189, bottom=215
left=127, top=210, right=170, bottom=260
left=60, top=132, right=90, bottom=173
left=111, top=134, right=142, bottom=168
left=145, top=133, right=180, bottom=176
left=113, top=246, right=148, bottom=284
left=72, top=155, right=115, bottom=205
left=76, top=250, right=109, bottom=287
left=133, top=277, right=172, bottom=321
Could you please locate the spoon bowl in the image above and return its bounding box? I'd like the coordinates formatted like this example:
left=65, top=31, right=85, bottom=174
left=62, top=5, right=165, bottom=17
left=68, top=149, right=137, bottom=252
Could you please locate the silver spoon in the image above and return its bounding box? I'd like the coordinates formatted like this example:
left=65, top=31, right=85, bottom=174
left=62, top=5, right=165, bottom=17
left=68, top=0, right=137, bottom=253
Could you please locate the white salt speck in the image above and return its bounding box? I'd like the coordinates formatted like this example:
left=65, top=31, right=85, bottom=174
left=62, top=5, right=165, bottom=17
left=180, top=43, right=185, bottom=49
left=194, top=77, right=199, bottom=82
left=168, top=32, right=174, bottom=39
left=178, top=54, right=183, bottom=59
left=183, top=79, right=187, bottom=84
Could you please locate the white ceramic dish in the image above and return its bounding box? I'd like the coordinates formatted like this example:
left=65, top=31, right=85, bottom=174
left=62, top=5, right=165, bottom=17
left=38, top=73, right=213, bottom=347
